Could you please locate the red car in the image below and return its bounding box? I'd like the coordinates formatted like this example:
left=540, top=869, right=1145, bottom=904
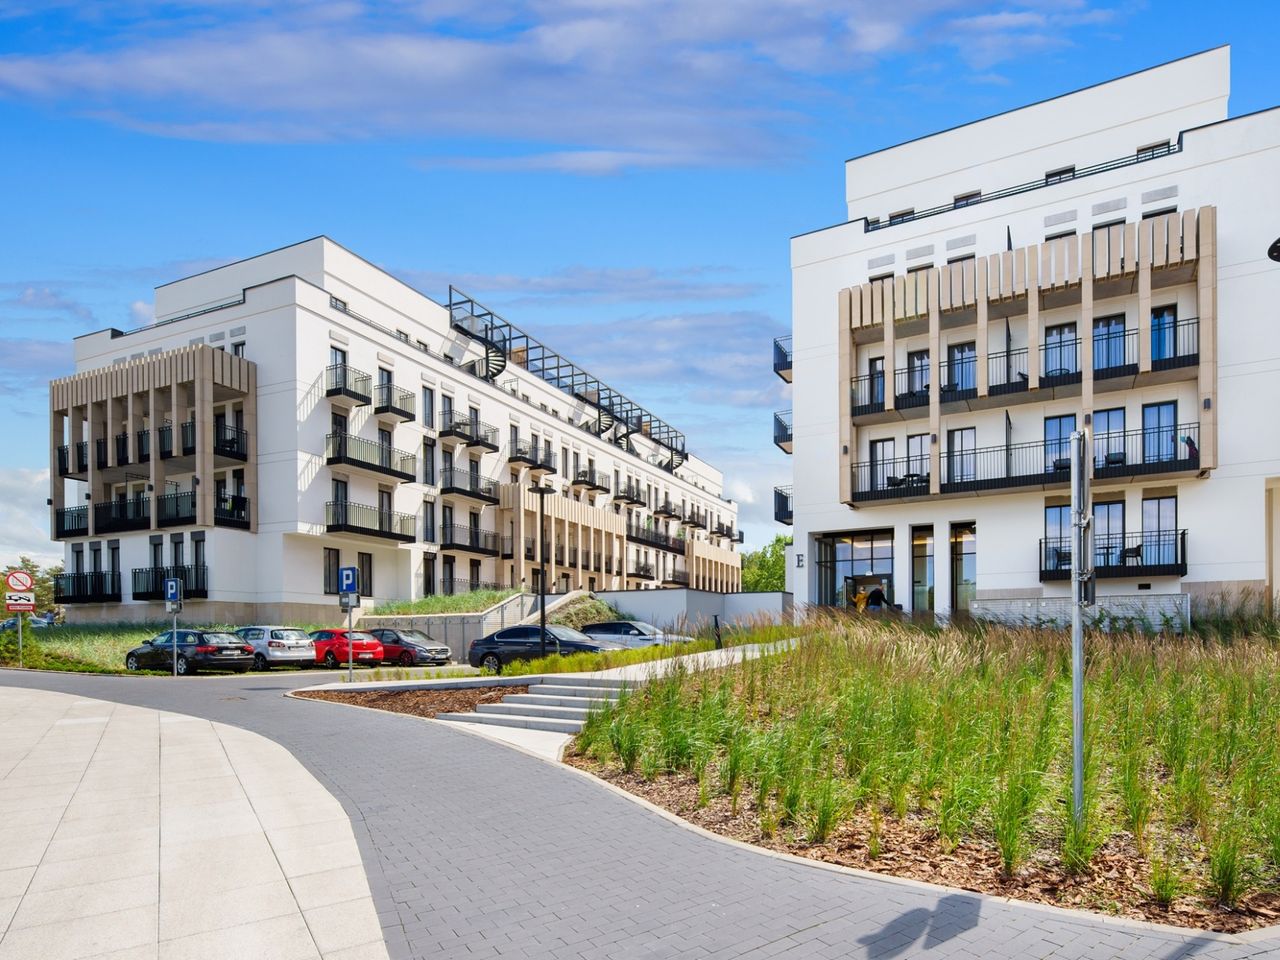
left=308, top=629, right=384, bottom=668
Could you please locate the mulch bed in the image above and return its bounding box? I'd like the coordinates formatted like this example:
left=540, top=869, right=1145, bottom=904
left=565, top=755, right=1280, bottom=934
left=296, top=685, right=527, bottom=719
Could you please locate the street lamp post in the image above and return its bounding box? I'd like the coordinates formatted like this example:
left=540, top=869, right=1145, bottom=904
left=530, top=484, right=554, bottom=659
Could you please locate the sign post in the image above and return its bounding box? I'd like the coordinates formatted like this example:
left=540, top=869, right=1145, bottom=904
left=164, top=577, right=184, bottom=678
left=1069, top=430, right=1094, bottom=828
left=5, top=571, right=35, bottom=669
left=338, top=566, right=359, bottom=683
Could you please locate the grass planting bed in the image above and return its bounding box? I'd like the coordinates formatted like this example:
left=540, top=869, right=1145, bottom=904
left=296, top=685, right=527, bottom=718
left=569, top=619, right=1280, bottom=932
left=369, top=589, right=518, bottom=616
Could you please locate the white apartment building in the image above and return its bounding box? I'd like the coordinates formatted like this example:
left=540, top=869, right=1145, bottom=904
left=48, top=239, right=741, bottom=623
left=778, top=47, right=1280, bottom=621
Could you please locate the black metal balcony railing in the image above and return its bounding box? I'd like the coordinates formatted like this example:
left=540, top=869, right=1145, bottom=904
left=214, top=495, right=251, bottom=530
left=215, top=423, right=249, bottom=460
left=850, top=373, right=885, bottom=417
left=54, top=505, right=88, bottom=539
left=94, top=498, right=150, bottom=534
left=180, top=420, right=196, bottom=456
left=664, top=568, right=691, bottom=586
left=56, top=445, right=71, bottom=477
left=604, top=555, right=614, bottom=574
left=627, top=523, right=683, bottom=553
left=614, top=480, right=645, bottom=505
left=682, top=509, right=708, bottom=529
left=1152, top=317, right=1200, bottom=370
left=988, top=348, right=1029, bottom=395
left=325, top=500, right=415, bottom=542
left=158, top=424, right=173, bottom=459
left=439, top=524, right=500, bottom=554
left=441, top=578, right=505, bottom=595
left=325, top=433, right=417, bottom=482
left=439, top=468, right=500, bottom=502
left=571, top=469, right=611, bottom=493
left=1040, top=339, right=1081, bottom=387
left=654, top=499, right=680, bottom=519
left=554, top=544, right=565, bottom=565
left=773, top=336, right=793, bottom=378
left=774, top=485, right=793, bottom=524
left=509, top=439, right=557, bottom=473
left=137, top=429, right=150, bottom=463
left=326, top=363, right=373, bottom=404
left=1092, top=423, right=1200, bottom=479
left=941, top=440, right=1070, bottom=494
left=1093, top=327, right=1139, bottom=379
left=894, top=366, right=931, bottom=410
left=773, top=411, right=793, bottom=450
left=851, top=457, right=931, bottom=501
left=95, top=438, right=107, bottom=469
left=132, top=564, right=209, bottom=601
left=439, top=412, right=499, bottom=449
left=630, top=563, right=656, bottom=580
left=157, top=491, right=196, bottom=527
left=1040, top=530, right=1187, bottom=581
left=114, top=433, right=130, bottom=466
left=373, top=382, right=416, bottom=420
left=939, top=356, right=977, bottom=402
left=523, top=537, right=536, bottom=561
left=54, top=571, right=121, bottom=604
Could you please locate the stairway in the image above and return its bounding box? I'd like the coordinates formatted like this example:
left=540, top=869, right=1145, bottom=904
left=435, top=676, right=628, bottom=734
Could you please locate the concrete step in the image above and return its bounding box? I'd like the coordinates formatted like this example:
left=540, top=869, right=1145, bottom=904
left=436, top=711, right=582, bottom=734
left=527, top=684, right=623, bottom=700
left=537, top=675, right=630, bottom=690
left=505, top=693, right=618, bottom=709
left=476, top=702, right=591, bottom=721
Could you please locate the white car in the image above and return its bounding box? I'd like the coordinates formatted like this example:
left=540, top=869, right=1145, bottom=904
left=580, top=620, right=695, bottom=648
left=233, top=626, right=315, bottom=670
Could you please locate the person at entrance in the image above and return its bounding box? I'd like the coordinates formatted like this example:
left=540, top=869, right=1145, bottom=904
left=866, top=585, right=887, bottom=611
left=853, top=587, right=869, bottom=612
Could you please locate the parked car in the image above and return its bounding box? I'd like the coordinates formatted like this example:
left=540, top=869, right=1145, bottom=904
left=308, top=629, right=384, bottom=668
left=234, top=626, right=315, bottom=670
left=1, top=614, right=52, bottom=631
left=581, top=620, right=695, bottom=647
left=367, top=628, right=451, bottom=666
left=468, top=624, right=626, bottom=673
left=124, top=630, right=255, bottom=675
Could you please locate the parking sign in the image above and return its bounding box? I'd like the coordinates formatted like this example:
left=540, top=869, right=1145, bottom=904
left=164, top=578, right=183, bottom=603
left=338, top=566, right=358, bottom=594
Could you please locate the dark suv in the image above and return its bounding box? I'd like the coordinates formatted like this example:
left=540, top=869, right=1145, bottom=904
left=368, top=628, right=451, bottom=666
left=467, top=625, right=625, bottom=673
left=124, top=630, right=255, bottom=675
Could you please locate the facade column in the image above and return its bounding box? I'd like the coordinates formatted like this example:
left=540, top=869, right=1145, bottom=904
left=1027, top=251, right=1041, bottom=388
left=1137, top=220, right=1153, bottom=373
left=194, top=354, right=215, bottom=527
left=49, top=412, right=65, bottom=524
left=1197, top=206, right=1218, bottom=470
left=1080, top=233, right=1095, bottom=434
left=975, top=256, right=989, bottom=397
left=87, top=401, right=102, bottom=536
left=106, top=395, right=118, bottom=468
left=243, top=363, right=259, bottom=533
left=928, top=270, right=941, bottom=495
left=148, top=387, right=161, bottom=529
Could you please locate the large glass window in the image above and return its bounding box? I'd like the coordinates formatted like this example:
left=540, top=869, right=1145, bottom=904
left=323, top=548, right=340, bottom=595
left=946, top=342, right=976, bottom=392
left=1143, top=402, right=1177, bottom=464
left=868, top=357, right=885, bottom=406
left=423, top=555, right=436, bottom=595
left=911, top=526, right=934, bottom=613
left=1093, top=407, right=1125, bottom=467
left=869, top=438, right=895, bottom=490
left=946, top=428, right=976, bottom=483
left=1044, top=505, right=1071, bottom=571
left=1044, top=323, right=1078, bottom=376
left=422, top=386, right=435, bottom=427
left=1093, top=500, right=1125, bottom=568
left=950, top=523, right=977, bottom=614
left=1093, top=315, right=1127, bottom=371
left=906, top=350, right=930, bottom=394
left=1044, top=415, right=1076, bottom=471
left=815, top=530, right=894, bottom=608
left=1143, top=496, right=1178, bottom=566
left=906, top=434, right=929, bottom=477
left=1151, top=304, right=1177, bottom=363
left=358, top=552, right=373, bottom=596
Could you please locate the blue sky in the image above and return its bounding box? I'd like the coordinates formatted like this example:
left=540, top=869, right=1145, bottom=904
left=1, top=1, right=1276, bottom=564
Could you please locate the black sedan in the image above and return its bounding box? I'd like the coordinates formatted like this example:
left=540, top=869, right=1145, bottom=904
left=367, top=628, right=452, bottom=666
left=467, top=624, right=625, bottom=673
left=124, top=630, right=255, bottom=675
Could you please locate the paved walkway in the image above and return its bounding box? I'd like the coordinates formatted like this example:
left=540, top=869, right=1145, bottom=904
left=0, top=686, right=386, bottom=960
left=1, top=670, right=1277, bottom=960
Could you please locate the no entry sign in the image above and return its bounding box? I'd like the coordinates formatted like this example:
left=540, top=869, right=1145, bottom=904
left=4, top=571, right=33, bottom=593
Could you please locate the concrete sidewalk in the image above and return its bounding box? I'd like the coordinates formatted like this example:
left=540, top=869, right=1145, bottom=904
left=0, top=688, right=388, bottom=960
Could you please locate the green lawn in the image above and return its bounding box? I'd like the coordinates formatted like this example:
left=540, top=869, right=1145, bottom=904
left=575, top=616, right=1280, bottom=928
left=0, top=623, right=164, bottom=673
left=368, top=589, right=518, bottom=616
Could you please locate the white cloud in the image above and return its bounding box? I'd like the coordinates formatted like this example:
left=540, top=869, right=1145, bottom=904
left=128, top=299, right=153, bottom=325
left=0, top=468, right=61, bottom=569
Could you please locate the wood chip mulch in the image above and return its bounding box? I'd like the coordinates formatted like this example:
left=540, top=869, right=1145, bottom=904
left=565, top=754, right=1280, bottom=934
left=296, top=685, right=527, bottom=719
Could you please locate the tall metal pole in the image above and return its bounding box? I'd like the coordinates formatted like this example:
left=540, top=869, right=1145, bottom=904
left=538, top=487, right=548, bottom=659
left=1069, top=429, right=1088, bottom=827
left=16, top=613, right=22, bottom=670
left=172, top=609, right=178, bottom=678
left=347, top=602, right=354, bottom=683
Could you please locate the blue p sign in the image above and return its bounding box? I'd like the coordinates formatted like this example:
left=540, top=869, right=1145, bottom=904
left=338, top=566, right=358, bottom=595
left=164, top=578, right=183, bottom=603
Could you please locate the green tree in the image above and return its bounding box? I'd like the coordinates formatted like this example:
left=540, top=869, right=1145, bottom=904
left=2, top=556, right=61, bottom=613
left=741, top=534, right=791, bottom=592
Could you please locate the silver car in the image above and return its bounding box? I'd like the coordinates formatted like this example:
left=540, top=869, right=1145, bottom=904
left=580, top=620, right=695, bottom=648
left=234, top=625, right=315, bottom=670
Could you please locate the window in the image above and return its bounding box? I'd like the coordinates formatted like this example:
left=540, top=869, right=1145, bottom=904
left=1043, top=323, right=1078, bottom=376
left=422, top=500, right=435, bottom=543
left=109, top=543, right=120, bottom=575
left=1093, top=315, right=1127, bottom=372
left=867, top=272, right=894, bottom=283
left=423, top=555, right=436, bottom=595
left=395, top=330, right=409, bottom=342
left=906, top=350, right=930, bottom=394
left=945, top=342, right=976, bottom=393
left=1044, top=415, right=1076, bottom=472
left=869, top=438, right=895, bottom=490
left=888, top=208, right=914, bottom=225
left=947, top=253, right=976, bottom=265
left=1151, top=304, right=1178, bottom=363
left=1136, top=140, right=1170, bottom=160
left=906, top=263, right=932, bottom=274
left=442, top=555, right=455, bottom=592
left=1093, top=501, right=1125, bottom=568
left=150, top=540, right=163, bottom=569
left=510, top=424, right=519, bottom=450
left=330, top=346, right=346, bottom=367
left=194, top=537, right=205, bottom=570
left=231, top=342, right=245, bottom=357
left=323, top=548, right=340, bottom=595
left=441, top=394, right=454, bottom=425
left=1045, top=165, right=1076, bottom=185
left=357, top=552, right=373, bottom=596
left=1044, top=504, right=1071, bottom=570
left=911, top=526, right=934, bottom=613
left=868, top=356, right=885, bottom=406
left=1142, top=207, right=1178, bottom=221
left=572, top=452, right=581, bottom=477
left=1142, top=402, right=1177, bottom=464
left=1093, top=408, right=1126, bottom=467
left=906, top=434, right=929, bottom=477
left=1044, top=229, right=1076, bottom=242
left=422, top=386, right=435, bottom=427
left=171, top=536, right=185, bottom=568
left=378, top=367, right=392, bottom=387
left=950, top=523, right=977, bottom=614
left=1142, top=495, right=1178, bottom=565
left=953, top=190, right=981, bottom=208
left=423, top=438, right=436, bottom=484
left=946, top=428, right=976, bottom=483
left=814, top=529, right=894, bottom=608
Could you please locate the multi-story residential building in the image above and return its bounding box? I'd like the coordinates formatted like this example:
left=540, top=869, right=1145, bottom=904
left=48, top=238, right=741, bottom=623
left=778, top=47, right=1280, bottom=621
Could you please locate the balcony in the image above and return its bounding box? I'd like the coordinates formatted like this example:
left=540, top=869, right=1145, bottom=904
left=1151, top=317, right=1200, bottom=372
left=325, top=500, right=415, bottom=542
left=57, top=442, right=89, bottom=476
left=1093, top=328, right=1139, bottom=381
left=95, top=438, right=107, bottom=469
left=439, top=524, right=500, bottom=556
left=137, top=429, right=151, bottom=464
left=114, top=433, right=131, bottom=466
left=988, top=348, right=1029, bottom=396
left=215, top=494, right=251, bottom=530
left=439, top=468, right=500, bottom=504
left=894, top=367, right=931, bottom=413
left=941, top=440, right=1070, bottom=495
left=654, top=499, right=680, bottom=520
left=682, top=509, right=708, bottom=529
left=326, top=363, right=372, bottom=406
left=157, top=491, right=196, bottom=527
left=132, top=564, right=209, bottom=601
left=774, top=485, right=793, bottom=525
left=94, top=498, right=150, bottom=534
left=939, top=356, right=977, bottom=404
left=54, top=571, right=121, bottom=604
left=773, top=410, right=792, bottom=454
left=439, top=412, right=499, bottom=451
left=613, top=480, right=645, bottom=506
left=326, top=433, right=417, bottom=483
left=773, top=336, right=793, bottom=382
left=570, top=469, right=610, bottom=494
left=54, top=505, right=88, bottom=539
left=664, top=568, right=690, bottom=586
left=508, top=439, right=556, bottom=476
left=629, top=563, right=656, bottom=581
left=372, top=382, right=415, bottom=422
left=215, top=424, right=249, bottom=461
left=1039, top=339, right=1081, bottom=389
left=851, top=458, right=931, bottom=503
left=1092, top=423, right=1200, bottom=480
left=626, top=522, right=684, bottom=554
left=850, top=373, right=884, bottom=417
left=1040, top=530, right=1187, bottom=581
